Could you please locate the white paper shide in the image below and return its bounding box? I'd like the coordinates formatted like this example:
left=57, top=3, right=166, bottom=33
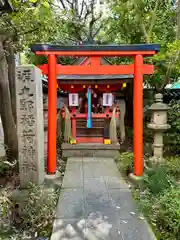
left=69, top=93, right=79, bottom=107
left=103, top=93, right=113, bottom=107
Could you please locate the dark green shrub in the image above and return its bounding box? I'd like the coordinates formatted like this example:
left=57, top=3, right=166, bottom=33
left=143, top=166, right=176, bottom=195
left=0, top=156, right=16, bottom=177
left=154, top=187, right=180, bottom=239
left=165, top=157, right=180, bottom=181
left=165, top=99, right=180, bottom=155
left=21, top=184, right=59, bottom=236
left=115, top=152, right=134, bottom=175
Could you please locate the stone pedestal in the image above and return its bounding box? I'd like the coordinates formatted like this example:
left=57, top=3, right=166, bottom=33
left=16, top=65, right=45, bottom=188
left=147, top=93, right=170, bottom=164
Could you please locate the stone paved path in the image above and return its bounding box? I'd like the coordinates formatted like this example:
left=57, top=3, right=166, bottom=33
left=51, top=157, right=156, bottom=240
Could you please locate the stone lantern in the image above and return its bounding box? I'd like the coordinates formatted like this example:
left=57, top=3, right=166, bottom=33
left=147, top=93, right=171, bottom=163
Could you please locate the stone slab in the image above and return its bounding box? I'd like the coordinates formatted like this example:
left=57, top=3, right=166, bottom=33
left=109, top=189, right=139, bottom=219
left=65, top=162, right=83, bottom=172
left=96, top=157, right=115, bottom=163
left=68, top=157, right=83, bottom=163
left=118, top=219, right=156, bottom=240
left=62, top=171, right=83, bottom=189
left=62, top=143, right=120, bottom=158
left=56, top=188, right=85, bottom=219
left=83, top=157, right=99, bottom=162
left=52, top=157, right=156, bottom=240
left=84, top=191, right=116, bottom=218
left=83, top=178, right=107, bottom=193
left=83, top=162, right=103, bottom=178
left=62, top=149, right=120, bottom=158
left=62, top=143, right=120, bottom=150
left=99, top=163, right=122, bottom=178
left=104, top=176, right=129, bottom=189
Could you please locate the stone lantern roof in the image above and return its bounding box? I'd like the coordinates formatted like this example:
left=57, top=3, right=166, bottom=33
left=148, top=93, right=170, bottom=112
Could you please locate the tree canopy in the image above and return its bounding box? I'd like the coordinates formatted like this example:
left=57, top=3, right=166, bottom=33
left=1, top=0, right=180, bottom=159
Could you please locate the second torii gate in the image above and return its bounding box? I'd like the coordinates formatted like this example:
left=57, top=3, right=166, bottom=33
left=30, top=43, right=160, bottom=179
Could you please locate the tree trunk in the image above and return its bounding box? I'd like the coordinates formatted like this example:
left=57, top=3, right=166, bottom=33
left=177, top=0, right=180, bottom=39
left=4, top=39, right=17, bottom=124
left=0, top=38, right=18, bottom=161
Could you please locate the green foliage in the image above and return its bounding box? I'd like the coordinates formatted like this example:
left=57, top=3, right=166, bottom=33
left=20, top=184, right=59, bottom=237
left=0, top=157, right=11, bottom=176
left=115, top=152, right=134, bottom=175
left=0, top=155, right=16, bottom=176
left=146, top=41, right=180, bottom=90
left=154, top=187, right=180, bottom=239
left=164, top=156, right=180, bottom=180
left=0, top=189, right=12, bottom=227
left=117, top=153, right=180, bottom=239
left=165, top=99, right=180, bottom=155
left=143, top=166, right=176, bottom=195
left=107, top=0, right=176, bottom=44
left=105, top=0, right=180, bottom=90
left=0, top=184, right=59, bottom=239
left=0, top=0, right=59, bottom=52
left=135, top=186, right=180, bottom=240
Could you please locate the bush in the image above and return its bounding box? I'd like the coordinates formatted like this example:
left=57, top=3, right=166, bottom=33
left=116, top=152, right=180, bottom=240
left=0, top=189, right=12, bottom=228
left=164, top=157, right=180, bottom=181
left=0, top=184, right=59, bottom=239
left=19, top=184, right=59, bottom=237
left=143, top=166, right=176, bottom=195
left=134, top=186, right=180, bottom=240
left=115, top=152, right=134, bottom=176
left=154, top=187, right=180, bottom=239
left=165, top=99, right=180, bottom=155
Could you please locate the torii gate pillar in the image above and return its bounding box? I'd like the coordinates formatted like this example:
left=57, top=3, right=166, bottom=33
left=134, top=54, right=143, bottom=176
left=47, top=54, right=57, bottom=174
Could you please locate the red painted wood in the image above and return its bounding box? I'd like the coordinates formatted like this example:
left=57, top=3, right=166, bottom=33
left=38, top=64, right=154, bottom=75
left=38, top=64, right=48, bottom=74
left=90, top=56, right=101, bottom=66
left=62, top=113, right=120, bottom=119
left=76, top=137, right=104, bottom=143
left=134, top=55, right=143, bottom=176
left=35, top=51, right=156, bottom=56
left=47, top=55, right=57, bottom=174
left=58, top=84, right=123, bottom=92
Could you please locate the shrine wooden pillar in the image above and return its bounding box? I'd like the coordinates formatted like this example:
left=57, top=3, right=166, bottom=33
left=47, top=54, right=57, bottom=174
left=133, top=55, right=143, bottom=176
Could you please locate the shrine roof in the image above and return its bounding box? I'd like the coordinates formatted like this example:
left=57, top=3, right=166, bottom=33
left=31, top=44, right=160, bottom=53
left=57, top=74, right=133, bottom=80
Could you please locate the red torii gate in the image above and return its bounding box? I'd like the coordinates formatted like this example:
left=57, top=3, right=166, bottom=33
left=31, top=44, right=160, bottom=178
